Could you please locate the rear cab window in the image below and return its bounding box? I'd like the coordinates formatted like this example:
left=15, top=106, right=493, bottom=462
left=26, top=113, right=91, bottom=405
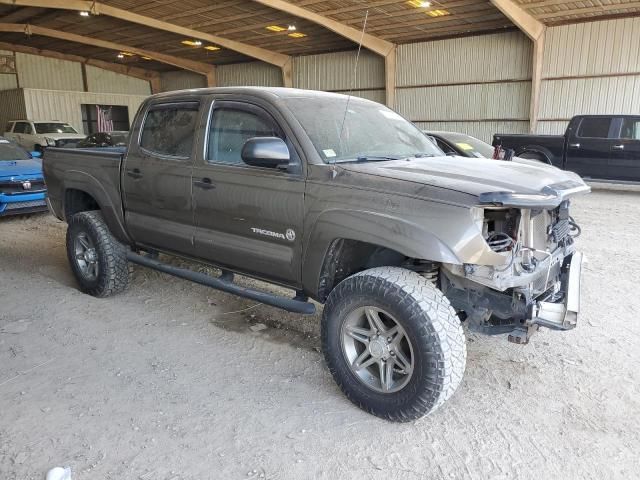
left=5, top=122, right=13, bottom=133
left=139, top=101, right=200, bottom=158
left=577, top=117, right=612, bottom=138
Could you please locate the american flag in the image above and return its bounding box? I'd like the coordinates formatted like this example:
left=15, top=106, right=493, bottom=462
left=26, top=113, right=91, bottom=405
left=96, top=105, right=114, bottom=132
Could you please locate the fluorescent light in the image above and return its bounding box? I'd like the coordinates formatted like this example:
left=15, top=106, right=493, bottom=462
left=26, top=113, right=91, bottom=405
left=407, top=0, right=431, bottom=7
left=266, top=25, right=286, bottom=32
left=288, top=32, right=306, bottom=38
left=426, top=8, right=450, bottom=16
left=181, top=39, right=203, bottom=47
left=141, top=56, right=151, bottom=60
left=204, top=45, right=220, bottom=51
left=287, top=25, right=296, bottom=31
left=79, top=10, right=90, bottom=16
left=119, top=51, right=134, bottom=57
left=117, top=53, right=124, bottom=59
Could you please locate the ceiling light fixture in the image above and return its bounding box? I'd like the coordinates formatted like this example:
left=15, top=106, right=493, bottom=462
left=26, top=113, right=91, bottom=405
left=204, top=45, right=221, bottom=51
left=426, top=8, right=450, bottom=17
left=181, top=39, right=203, bottom=47
left=407, top=0, right=431, bottom=8
left=288, top=32, right=306, bottom=38
left=119, top=51, right=134, bottom=57
left=287, top=25, right=296, bottom=31
left=79, top=10, right=90, bottom=17
left=266, top=25, right=286, bottom=32
left=117, top=53, right=124, bottom=59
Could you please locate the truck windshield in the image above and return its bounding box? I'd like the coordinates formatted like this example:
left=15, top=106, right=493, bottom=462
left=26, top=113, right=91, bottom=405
left=34, top=123, right=78, bottom=134
left=0, top=141, right=31, bottom=161
left=284, top=96, right=441, bottom=163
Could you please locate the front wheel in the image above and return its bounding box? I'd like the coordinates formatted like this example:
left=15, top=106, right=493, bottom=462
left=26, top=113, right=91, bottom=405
left=66, top=210, right=130, bottom=297
left=322, top=267, right=466, bottom=422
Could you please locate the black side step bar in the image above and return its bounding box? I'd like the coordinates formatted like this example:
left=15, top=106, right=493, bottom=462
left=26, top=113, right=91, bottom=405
left=126, top=251, right=316, bottom=315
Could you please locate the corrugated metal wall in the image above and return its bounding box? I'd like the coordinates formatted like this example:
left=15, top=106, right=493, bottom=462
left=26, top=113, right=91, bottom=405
left=22, top=89, right=148, bottom=133
left=217, top=62, right=283, bottom=87
left=15, top=52, right=84, bottom=91
left=0, top=89, right=27, bottom=133
left=160, top=70, right=206, bottom=91
left=396, top=31, right=532, bottom=142
left=0, top=73, right=17, bottom=91
left=86, top=65, right=151, bottom=95
left=537, top=17, right=640, bottom=134
left=292, top=50, right=385, bottom=102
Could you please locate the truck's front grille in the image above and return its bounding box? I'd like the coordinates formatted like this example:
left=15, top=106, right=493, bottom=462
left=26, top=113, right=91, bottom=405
left=0, top=180, right=46, bottom=194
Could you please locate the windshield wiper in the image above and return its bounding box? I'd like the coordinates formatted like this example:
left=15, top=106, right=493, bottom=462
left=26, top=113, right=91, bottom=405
left=335, top=155, right=402, bottom=164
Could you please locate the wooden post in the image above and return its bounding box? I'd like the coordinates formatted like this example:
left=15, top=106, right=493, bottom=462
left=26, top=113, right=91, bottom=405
left=530, top=32, right=545, bottom=134
left=385, top=46, right=397, bottom=109
left=281, top=58, right=293, bottom=88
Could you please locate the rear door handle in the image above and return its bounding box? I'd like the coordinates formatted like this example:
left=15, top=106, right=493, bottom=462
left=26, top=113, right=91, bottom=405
left=126, top=168, right=143, bottom=179
left=194, top=177, right=215, bottom=190
left=611, top=144, right=625, bottom=151
left=568, top=143, right=580, bottom=149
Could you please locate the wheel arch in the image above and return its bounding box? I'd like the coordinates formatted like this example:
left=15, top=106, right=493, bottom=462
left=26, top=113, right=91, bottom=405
left=516, top=145, right=554, bottom=164
left=303, top=210, right=462, bottom=302
left=61, top=172, right=131, bottom=245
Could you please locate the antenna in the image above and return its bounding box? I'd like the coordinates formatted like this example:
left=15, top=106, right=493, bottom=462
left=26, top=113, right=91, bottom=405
left=333, top=10, right=369, bottom=176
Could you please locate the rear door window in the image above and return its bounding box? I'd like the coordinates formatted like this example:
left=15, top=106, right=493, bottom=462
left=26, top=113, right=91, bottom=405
left=577, top=118, right=612, bottom=138
left=140, top=102, right=199, bottom=158
left=620, top=118, right=640, bottom=140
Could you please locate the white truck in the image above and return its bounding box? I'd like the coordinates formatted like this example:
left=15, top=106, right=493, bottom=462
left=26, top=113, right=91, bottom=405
left=4, top=120, right=85, bottom=152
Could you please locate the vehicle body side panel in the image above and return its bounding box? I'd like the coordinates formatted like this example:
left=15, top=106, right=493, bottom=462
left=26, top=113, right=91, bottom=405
left=43, top=147, right=130, bottom=243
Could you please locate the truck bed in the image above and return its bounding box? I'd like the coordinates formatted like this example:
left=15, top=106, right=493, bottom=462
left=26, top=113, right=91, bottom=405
left=42, top=146, right=127, bottom=234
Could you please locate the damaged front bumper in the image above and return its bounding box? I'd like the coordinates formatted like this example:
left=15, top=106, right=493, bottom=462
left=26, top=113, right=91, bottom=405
left=509, top=252, right=583, bottom=344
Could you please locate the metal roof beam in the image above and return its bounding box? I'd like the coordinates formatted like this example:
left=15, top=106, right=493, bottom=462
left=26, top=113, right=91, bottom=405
left=490, top=0, right=545, bottom=41
left=0, top=0, right=291, bottom=68
left=0, top=40, right=160, bottom=89
left=251, top=0, right=395, bottom=57
left=0, top=23, right=215, bottom=78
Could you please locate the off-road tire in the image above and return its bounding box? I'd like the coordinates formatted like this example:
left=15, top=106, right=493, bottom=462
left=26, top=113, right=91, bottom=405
left=322, top=266, right=466, bottom=422
left=66, top=210, right=129, bottom=297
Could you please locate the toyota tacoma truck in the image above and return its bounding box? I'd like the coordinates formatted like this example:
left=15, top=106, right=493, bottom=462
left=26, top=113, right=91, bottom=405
left=493, top=115, right=640, bottom=182
left=43, top=87, right=589, bottom=422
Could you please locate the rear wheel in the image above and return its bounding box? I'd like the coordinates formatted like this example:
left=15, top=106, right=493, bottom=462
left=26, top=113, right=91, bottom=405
left=322, top=267, right=466, bottom=422
left=66, top=210, right=129, bottom=297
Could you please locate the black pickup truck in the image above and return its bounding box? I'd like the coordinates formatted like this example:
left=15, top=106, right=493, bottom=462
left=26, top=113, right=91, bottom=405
left=493, top=115, right=640, bottom=182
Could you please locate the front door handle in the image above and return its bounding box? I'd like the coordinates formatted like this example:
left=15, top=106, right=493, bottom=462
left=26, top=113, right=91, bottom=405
left=126, top=168, right=143, bottom=179
left=568, top=143, right=580, bottom=149
left=194, top=177, right=215, bottom=190
left=611, top=144, right=625, bottom=151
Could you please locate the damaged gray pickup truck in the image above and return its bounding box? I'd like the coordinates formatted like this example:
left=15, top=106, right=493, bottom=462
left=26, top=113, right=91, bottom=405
left=44, top=87, right=589, bottom=422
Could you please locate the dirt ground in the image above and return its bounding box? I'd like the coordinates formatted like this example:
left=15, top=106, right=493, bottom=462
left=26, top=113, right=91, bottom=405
left=1, top=191, right=639, bottom=480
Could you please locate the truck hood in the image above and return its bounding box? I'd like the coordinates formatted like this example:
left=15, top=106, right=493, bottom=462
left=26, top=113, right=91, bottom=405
left=0, top=159, right=43, bottom=179
left=340, top=155, right=589, bottom=208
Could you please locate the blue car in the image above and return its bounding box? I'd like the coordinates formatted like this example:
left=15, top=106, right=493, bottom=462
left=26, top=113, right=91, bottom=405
left=0, top=137, right=48, bottom=216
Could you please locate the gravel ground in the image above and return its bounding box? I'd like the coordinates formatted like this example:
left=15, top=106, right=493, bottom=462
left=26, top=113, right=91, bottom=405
left=1, top=191, right=639, bottom=480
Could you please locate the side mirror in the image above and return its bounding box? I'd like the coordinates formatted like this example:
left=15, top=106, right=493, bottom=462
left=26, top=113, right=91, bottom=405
left=241, top=137, right=290, bottom=169
left=30, top=151, right=42, bottom=158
